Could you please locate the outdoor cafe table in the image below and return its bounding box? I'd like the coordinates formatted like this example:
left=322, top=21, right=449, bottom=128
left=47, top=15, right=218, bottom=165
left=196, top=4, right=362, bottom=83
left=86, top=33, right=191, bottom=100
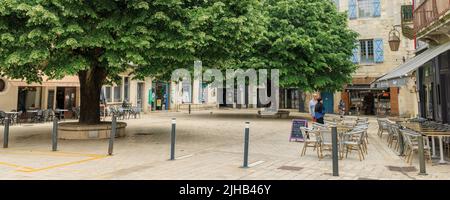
left=26, top=110, right=38, bottom=122
left=326, top=124, right=353, bottom=160
left=4, top=111, right=19, bottom=117
left=54, top=109, right=69, bottom=120
left=401, top=122, right=450, bottom=164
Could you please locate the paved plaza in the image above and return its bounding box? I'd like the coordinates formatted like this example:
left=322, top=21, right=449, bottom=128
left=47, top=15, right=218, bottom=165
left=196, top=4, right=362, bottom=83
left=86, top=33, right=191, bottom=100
left=0, top=109, right=449, bottom=180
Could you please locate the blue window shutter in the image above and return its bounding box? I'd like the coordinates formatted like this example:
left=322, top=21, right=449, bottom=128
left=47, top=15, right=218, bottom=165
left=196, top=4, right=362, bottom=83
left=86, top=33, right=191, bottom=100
left=333, top=0, right=340, bottom=10
left=373, top=0, right=381, bottom=17
left=351, top=43, right=360, bottom=64
left=348, top=0, right=357, bottom=19
left=374, top=38, right=384, bottom=63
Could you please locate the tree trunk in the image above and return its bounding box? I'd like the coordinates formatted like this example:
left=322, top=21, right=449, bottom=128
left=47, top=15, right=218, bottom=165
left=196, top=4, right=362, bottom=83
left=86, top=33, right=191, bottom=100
left=78, top=66, right=107, bottom=125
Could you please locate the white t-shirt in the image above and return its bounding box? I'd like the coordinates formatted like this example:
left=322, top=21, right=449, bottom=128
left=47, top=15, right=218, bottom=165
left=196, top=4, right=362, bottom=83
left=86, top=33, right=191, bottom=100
left=309, top=99, right=316, bottom=116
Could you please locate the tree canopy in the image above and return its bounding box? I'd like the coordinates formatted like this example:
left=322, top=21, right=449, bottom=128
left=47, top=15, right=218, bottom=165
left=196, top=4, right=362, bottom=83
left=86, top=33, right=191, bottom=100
left=0, top=0, right=357, bottom=124
left=0, top=0, right=265, bottom=123
left=239, top=0, right=358, bottom=92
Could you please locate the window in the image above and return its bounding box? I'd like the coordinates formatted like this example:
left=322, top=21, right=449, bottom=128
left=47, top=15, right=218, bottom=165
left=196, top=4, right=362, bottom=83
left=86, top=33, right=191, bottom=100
left=124, top=77, right=130, bottom=101
left=332, top=0, right=339, bottom=9
left=358, top=0, right=373, bottom=18
left=114, top=84, right=121, bottom=102
left=360, top=40, right=374, bottom=63
left=47, top=90, right=55, bottom=109
left=105, top=86, right=112, bottom=102
left=349, top=0, right=380, bottom=19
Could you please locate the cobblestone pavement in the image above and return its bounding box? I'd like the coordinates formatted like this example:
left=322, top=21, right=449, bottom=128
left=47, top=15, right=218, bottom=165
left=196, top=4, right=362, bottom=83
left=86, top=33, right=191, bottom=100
left=0, top=109, right=449, bottom=180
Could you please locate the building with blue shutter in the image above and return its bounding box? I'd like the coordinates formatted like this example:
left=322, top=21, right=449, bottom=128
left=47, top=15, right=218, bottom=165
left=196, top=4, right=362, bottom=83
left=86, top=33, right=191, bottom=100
left=375, top=0, right=450, bottom=124
left=330, top=0, right=417, bottom=117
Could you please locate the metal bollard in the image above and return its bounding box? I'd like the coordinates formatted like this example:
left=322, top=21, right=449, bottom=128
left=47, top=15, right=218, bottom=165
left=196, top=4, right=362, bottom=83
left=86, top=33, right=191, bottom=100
left=170, top=118, right=176, bottom=160
left=52, top=117, right=58, bottom=151
left=418, top=134, right=427, bottom=175
left=3, top=117, right=10, bottom=148
left=243, top=122, right=250, bottom=168
left=398, top=132, right=405, bottom=156
left=331, top=126, right=339, bottom=176
left=108, top=115, right=117, bottom=156
left=188, top=104, right=191, bottom=115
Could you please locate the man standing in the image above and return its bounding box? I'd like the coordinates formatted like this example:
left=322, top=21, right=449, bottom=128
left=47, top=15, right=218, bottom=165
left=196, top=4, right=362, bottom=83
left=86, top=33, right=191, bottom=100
left=309, top=94, right=318, bottom=122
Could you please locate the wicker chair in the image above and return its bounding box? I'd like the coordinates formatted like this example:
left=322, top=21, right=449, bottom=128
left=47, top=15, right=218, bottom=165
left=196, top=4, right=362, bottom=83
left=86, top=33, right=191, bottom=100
left=300, top=127, right=320, bottom=157
left=342, top=130, right=366, bottom=161
left=401, top=129, right=432, bottom=165
left=377, top=118, right=389, bottom=138
left=317, top=127, right=333, bottom=160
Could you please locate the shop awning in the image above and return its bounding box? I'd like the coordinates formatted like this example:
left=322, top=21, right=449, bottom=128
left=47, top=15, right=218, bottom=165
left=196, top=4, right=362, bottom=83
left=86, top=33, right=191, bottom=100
left=376, top=42, right=450, bottom=82
left=346, top=85, right=388, bottom=91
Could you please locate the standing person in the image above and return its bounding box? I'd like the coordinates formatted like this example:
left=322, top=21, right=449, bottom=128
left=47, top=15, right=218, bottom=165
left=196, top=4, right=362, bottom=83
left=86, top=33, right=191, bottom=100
left=314, top=97, right=325, bottom=124
left=309, top=94, right=318, bottom=122
left=339, top=99, right=346, bottom=117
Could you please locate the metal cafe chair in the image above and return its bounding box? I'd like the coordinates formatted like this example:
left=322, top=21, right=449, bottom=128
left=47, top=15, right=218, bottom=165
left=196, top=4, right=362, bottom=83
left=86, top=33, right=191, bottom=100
left=377, top=118, right=389, bottom=138
left=400, top=129, right=432, bottom=165
left=342, top=130, right=366, bottom=161
left=0, top=111, right=6, bottom=125
left=317, top=128, right=333, bottom=160
left=300, top=127, right=320, bottom=157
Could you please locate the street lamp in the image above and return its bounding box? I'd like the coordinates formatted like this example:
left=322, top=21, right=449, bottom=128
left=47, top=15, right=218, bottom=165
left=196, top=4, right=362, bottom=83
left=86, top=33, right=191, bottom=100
left=389, top=25, right=401, bottom=51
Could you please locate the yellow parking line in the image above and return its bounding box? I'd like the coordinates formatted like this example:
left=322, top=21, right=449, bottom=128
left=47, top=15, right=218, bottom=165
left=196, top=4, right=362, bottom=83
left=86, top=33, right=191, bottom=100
left=0, top=149, right=108, bottom=173
left=16, top=156, right=106, bottom=173
left=0, top=149, right=106, bottom=158
left=0, top=161, right=35, bottom=171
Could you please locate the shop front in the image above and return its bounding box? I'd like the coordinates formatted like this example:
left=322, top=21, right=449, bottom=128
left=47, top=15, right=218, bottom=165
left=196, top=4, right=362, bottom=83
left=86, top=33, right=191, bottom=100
left=151, top=81, right=170, bottom=111
left=0, top=76, right=81, bottom=120
left=342, top=85, right=393, bottom=116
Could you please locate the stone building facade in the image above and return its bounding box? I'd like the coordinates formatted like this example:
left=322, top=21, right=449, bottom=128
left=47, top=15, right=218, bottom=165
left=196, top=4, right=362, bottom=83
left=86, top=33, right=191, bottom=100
left=331, top=0, right=418, bottom=117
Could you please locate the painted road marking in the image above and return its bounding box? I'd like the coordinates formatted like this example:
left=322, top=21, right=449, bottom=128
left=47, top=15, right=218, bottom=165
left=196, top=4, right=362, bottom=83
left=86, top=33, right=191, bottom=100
left=0, top=149, right=107, bottom=173
left=176, top=154, right=194, bottom=160
left=248, top=160, right=265, bottom=167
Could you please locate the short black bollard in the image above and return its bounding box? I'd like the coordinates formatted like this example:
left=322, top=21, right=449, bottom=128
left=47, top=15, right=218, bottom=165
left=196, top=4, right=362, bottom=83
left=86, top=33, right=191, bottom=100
left=418, top=134, right=427, bottom=175
left=188, top=104, right=191, bottom=115
left=108, top=115, right=117, bottom=156
left=52, top=117, right=58, bottom=151
left=398, top=132, right=405, bottom=156
left=243, top=122, right=250, bottom=168
left=3, top=117, right=10, bottom=148
left=331, top=126, right=339, bottom=176
left=170, top=118, right=176, bottom=160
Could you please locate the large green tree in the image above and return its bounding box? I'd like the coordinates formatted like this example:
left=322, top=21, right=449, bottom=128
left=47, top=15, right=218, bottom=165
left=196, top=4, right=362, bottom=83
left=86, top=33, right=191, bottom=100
left=239, top=0, right=358, bottom=92
left=0, top=0, right=265, bottom=124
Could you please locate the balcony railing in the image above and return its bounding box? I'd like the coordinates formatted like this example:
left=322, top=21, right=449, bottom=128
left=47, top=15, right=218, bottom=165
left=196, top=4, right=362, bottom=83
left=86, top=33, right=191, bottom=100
left=402, top=5, right=415, bottom=39
left=414, top=0, right=450, bottom=33
left=402, top=5, right=414, bottom=22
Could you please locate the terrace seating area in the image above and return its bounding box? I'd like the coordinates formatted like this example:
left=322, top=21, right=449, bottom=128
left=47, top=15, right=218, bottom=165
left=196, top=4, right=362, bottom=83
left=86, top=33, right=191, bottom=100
left=0, top=109, right=56, bottom=125
left=105, top=105, right=142, bottom=120
left=378, top=118, right=450, bottom=165
left=300, top=116, right=370, bottom=161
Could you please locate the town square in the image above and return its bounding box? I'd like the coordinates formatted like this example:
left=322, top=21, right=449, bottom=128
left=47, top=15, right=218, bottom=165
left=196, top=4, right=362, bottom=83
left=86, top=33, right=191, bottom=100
left=0, top=0, right=449, bottom=184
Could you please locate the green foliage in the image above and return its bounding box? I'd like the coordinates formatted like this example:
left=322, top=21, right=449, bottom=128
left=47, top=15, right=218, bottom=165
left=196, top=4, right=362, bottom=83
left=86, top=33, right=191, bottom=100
left=0, top=0, right=265, bottom=83
left=0, top=0, right=356, bottom=91
left=239, top=0, right=358, bottom=92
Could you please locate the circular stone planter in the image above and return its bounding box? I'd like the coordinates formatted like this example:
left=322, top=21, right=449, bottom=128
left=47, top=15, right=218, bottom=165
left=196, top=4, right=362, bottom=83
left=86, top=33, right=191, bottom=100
left=58, top=122, right=127, bottom=140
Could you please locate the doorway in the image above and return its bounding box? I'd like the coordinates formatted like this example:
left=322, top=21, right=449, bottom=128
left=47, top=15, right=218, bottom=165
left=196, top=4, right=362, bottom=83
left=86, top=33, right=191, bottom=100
left=47, top=90, right=55, bottom=109
left=137, top=82, right=144, bottom=109
left=321, top=92, right=334, bottom=114
left=56, top=87, right=77, bottom=118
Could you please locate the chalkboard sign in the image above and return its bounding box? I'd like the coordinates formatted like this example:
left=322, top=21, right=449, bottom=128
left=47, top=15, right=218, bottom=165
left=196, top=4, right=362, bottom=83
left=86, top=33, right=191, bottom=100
left=289, top=119, right=308, bottom=142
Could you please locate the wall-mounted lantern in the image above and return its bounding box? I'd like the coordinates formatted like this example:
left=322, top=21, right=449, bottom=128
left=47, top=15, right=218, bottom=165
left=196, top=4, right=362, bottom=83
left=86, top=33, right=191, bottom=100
left=389, top=25, right=401, bottom=51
